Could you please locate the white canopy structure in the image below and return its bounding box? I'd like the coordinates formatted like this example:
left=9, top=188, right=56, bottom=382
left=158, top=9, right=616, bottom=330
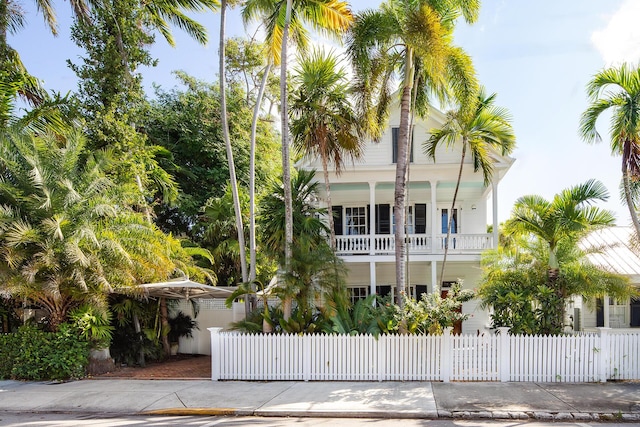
left=139, top=278, right=236, bottom=300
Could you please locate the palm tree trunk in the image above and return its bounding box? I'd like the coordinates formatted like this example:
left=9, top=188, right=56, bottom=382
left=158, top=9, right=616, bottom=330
left=394, top=49, right=416, bottom=311
left=622, top=167, right=640, bottom=237
left=439, top=140, right=467, bottom=286
left=160, top=297, right=171, bottom=356
left=322, top=155, right=335, bottom=250
left=280, top=0, right=294, bottom=320
left=219, top=0, right=249, bottom=317
left=248, top=62, right=272, bottom=312
left=394, top=84, right=412, bottom=309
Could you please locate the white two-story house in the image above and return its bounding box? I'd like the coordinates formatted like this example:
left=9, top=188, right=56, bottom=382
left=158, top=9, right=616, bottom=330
left=298, top=103, right=515, bottom=334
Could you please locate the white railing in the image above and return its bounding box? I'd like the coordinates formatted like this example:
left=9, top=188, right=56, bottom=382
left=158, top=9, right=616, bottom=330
left=208, top=327, right=640, bottom=382
left=335, top=233, right=491, bottom=255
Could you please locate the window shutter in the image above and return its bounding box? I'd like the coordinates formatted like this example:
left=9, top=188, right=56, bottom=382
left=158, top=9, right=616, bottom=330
left=332, top=205, right=343, bottom=236
left=376, top=204, right=390, bottom=234
left=392, top=127, right=414, bottom=163
left=415, top=204, right=426, bottom=234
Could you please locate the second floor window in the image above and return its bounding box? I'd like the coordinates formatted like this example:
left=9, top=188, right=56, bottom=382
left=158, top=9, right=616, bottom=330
left=345, top=207, right=367, bottom=235
left=441, top=208, right=458, bottom=234
left=392, top=127, right=414, bottom=163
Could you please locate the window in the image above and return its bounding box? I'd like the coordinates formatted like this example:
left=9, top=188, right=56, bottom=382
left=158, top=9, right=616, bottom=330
left=441, top=208, right=458, bottom=234
left=345, top=207, right=367, bottom=235
left=392, top=127, right=414, bottom=163
left=349, top=287, right=369, bottom=304
left=392, top=206, right=414, bottom=234
left=375, top=204, right=391, bottom=234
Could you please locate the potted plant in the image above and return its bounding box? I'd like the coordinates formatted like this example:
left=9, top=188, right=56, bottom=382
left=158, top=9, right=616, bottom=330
left=168, top=311, right=198, bottom=356
left=69, top=304, right=115, bottom=375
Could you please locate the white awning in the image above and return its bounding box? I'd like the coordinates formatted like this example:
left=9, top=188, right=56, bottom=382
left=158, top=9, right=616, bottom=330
left=139, top=278, right=236, bottom=300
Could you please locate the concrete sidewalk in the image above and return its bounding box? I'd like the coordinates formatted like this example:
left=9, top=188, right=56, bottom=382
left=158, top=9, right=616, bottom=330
left=0, top=379, right=639, bottom=421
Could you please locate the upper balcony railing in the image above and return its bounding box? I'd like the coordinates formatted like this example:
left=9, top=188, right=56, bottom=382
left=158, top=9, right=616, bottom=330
left=335, top=233, right=493, bottom=256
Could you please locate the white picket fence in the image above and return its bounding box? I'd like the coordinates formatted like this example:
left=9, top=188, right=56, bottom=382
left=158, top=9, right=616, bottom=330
left=208, top=327, right=640, bottom=382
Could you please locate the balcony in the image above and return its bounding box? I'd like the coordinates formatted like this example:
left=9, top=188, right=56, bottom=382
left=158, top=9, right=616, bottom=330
left=335, top=233, right=494, bottom=256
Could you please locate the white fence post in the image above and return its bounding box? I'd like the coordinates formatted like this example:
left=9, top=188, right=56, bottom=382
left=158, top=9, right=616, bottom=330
left=208, top=327, right=223, bottom=381
left=497, top=327, right=510, bottom=382
left=303, top=334, right=311, bottom=381
left=377, top=334, right=386, bottom=381
left=442, top=327, right=452, bottom=383
left=598, top=327, right=611, bottom=383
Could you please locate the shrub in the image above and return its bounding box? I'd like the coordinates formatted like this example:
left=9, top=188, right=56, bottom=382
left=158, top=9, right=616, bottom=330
left=0, top=325, right=89, bottom=381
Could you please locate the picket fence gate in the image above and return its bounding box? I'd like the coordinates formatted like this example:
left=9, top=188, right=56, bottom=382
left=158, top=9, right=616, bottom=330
left=208, top=327, right=640, bottom=383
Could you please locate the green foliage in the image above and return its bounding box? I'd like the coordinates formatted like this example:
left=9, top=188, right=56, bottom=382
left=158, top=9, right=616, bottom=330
left=168, top=311, right=198, bottom=343
left=479, top=235, right=633, bottom=335
left=69, top=304, right=115, bottom=349
left=0, top=325, right=89, bottom=380
left=145, top=72, right=280, bottom=237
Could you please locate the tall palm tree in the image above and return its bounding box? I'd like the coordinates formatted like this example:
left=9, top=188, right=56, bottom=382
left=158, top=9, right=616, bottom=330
left=347, top=0, right=478, bottom=307
left=504, top=179, right=616, bottom=331
left=290, top=49, right=364, bottom=249
left=580, top=63, right=640, bottom=238
left=425, top=87, right=515, bottom=286
left=219, top=0, right=249, bottom=318
left=242, top=0, right=352, bottom=318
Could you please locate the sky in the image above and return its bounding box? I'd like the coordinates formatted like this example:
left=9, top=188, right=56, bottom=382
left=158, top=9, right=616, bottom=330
left=9, top=0, right=640, bottom=224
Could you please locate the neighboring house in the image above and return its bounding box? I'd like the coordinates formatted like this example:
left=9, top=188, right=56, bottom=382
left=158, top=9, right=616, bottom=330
left=577, top=226, right=640, bottom=330
left=298, top=104, right=515, bottom=334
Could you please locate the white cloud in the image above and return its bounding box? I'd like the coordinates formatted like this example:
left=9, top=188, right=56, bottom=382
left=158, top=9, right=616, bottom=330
left=592, top=0, right=640, bottom=66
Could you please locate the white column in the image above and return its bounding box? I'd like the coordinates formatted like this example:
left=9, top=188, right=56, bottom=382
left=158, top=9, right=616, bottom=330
left=369, top=181, right=376, bottom=255
left=492, top=181, right=499, bottom=249
left=430, top=180, right=438, bottom=252
left=208, top=327, right=223, bottom=381
left=431, top=261, right=438, bottom=294
left=369, top=261, right=377, bottom=298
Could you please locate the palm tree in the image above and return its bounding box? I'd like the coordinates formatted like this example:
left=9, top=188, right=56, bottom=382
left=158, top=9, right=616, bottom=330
left=0, top=128, right=188, bottom=330
left=290, top=49, right=364, bottom=249
left=424, top=87, right=515, bottom=286
left=504, top=179, right=616, bottom=332
left=242, top=0, right=353, bottom=318
left=218, top=0, right=249, bottom=320
left=347, top=0, right=478, bottom=307
left=580, top=63, right=640, bottom=238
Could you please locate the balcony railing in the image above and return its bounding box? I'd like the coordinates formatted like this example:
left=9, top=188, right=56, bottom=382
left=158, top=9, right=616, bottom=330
left=335, top=233, right=493, bottom=255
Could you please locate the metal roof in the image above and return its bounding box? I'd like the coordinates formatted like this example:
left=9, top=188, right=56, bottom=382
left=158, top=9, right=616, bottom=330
left=580, top=227, right=640, bottom=279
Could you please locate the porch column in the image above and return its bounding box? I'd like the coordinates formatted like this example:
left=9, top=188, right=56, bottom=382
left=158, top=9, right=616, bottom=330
left=492, top=181, right=499, bottom=249
left=431, top=261, right=438, bottom=294
left=369, top=181, right=376, bottom=255
left=430, top=180, right=438, bottom=253
left=369, top=261, right=377, bottom=298
left=603, top=295, right=610, bottom=328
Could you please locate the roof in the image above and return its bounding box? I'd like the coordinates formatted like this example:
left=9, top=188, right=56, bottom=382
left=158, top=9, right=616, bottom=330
left=581, top=227, right=640, bottom=279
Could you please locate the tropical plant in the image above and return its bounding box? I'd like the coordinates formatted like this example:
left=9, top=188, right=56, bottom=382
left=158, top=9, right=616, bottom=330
left=500, top=180, right=628, bottom=333
left=69, top=304, right=115, bottom=349
left=290, top=48, right=364, bottom=249
left=0, top=128, right=192, bottom=330
left=425, top=86, right=515, bottom=285
left=347, top=0, right=479, bottom=307
left=242, top=0, right=353, bottom=306
left=479, top=234, right=632, bottom=334
left=580, top=62, right=640, bottom=237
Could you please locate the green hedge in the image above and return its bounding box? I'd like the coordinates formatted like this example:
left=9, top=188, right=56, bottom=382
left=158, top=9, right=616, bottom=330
left=0, top=324, right=90, bottom=381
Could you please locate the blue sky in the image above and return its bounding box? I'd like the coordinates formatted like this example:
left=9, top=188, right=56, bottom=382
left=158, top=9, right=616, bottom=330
left=10, top=0, right=640, bottom=224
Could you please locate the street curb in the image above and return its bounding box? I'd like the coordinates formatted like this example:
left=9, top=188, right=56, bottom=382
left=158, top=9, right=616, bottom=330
left=140, top=408, right=640, bottom=421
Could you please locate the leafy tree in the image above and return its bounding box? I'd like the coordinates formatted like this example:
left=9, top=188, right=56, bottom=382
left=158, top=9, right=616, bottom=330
left=492, top=180, right=630, bottom=333
left=143, top=72, right=280, bottom=237
left=290, top=49, right=364, bottom=249
left=347, top=0, right=478, bottom=307
left=479, top=235, right=632, bottom=334
left=0, top=128, right=194, bottom=330
left=425, top=87, right=515, bottom=285
left=580, top=63, right=640, bottom=237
